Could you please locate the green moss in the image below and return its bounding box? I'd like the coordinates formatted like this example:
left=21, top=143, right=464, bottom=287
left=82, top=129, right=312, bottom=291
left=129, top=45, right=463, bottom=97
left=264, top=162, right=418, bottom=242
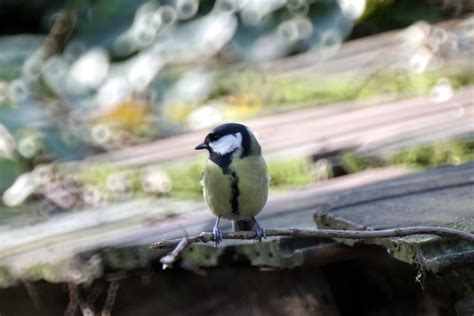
left=74, top=139, right=473, bottom=200
left=267, top=158, right=313, bottom=189
left=165, top=161, right=205, bottom=198
left=0, top=158, right=25, bottom=193
left=391, top=139, right=474, bottom=168
left=0, top=267, right=15, bottom=288
left=212, top=69, right=474, bottom=109
left=73, top=157, right=314, bottom=200
left=24, top=263, right=63, bottom=283
left=340, top=152, right=387, bottom=173
left=165, top=158, right=313, bottom=197
left=341, top=139, right=474, bottom=174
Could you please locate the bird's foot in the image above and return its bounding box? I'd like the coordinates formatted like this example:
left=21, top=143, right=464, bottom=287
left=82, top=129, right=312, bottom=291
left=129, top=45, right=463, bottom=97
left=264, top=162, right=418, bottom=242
left=213, top=226, right=223, bottom=247
left=254, top=221, right=267, bottom=242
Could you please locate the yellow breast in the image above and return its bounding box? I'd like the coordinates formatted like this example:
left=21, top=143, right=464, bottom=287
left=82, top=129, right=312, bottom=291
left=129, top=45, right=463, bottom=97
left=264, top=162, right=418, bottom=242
left=202, top=155, right=269, bottom=220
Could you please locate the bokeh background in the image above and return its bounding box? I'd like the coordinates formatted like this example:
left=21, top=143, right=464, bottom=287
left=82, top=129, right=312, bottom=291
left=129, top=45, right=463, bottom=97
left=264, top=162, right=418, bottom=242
left=1, top=0, right=473, bottom=213
left=0, top=1, right=474, bottom=315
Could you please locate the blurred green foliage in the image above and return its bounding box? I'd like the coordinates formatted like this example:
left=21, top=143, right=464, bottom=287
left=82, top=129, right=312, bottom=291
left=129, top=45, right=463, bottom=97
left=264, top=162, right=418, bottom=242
left=77, top=138, right=474, bottom=200
left=74, top=157, right=314, bottom=199
left=166, top=158, right=314, bottom=197
left=391, top=139, right=474, bottom=168
left=0, top=158, right=25, bottom=192
left=267, top=158, right=313, bottom=189
left=340, top=153, right=386, bottom=174
left=341, top=139, right=474, bottom=173
left=165, top=161, right=205, bottom=198
left=213, top=69, right=474, bottom=108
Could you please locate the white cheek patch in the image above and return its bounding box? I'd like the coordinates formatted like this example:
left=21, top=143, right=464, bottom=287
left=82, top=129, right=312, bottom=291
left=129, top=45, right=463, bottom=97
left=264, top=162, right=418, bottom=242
left=209, top=133, right=242, bottom=155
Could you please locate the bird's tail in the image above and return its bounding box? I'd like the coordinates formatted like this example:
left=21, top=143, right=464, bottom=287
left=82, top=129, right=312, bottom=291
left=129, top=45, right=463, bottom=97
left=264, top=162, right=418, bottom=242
left=233, top=218, right=256, bottom=231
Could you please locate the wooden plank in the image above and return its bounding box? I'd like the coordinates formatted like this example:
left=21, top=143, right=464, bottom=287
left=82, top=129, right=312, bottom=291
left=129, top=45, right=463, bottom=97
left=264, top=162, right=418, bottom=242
left=314, top=162, right=474, bottom=273
left=0, top=167, right=409, bottom=286
left=80, top=86, right=474, bottom=168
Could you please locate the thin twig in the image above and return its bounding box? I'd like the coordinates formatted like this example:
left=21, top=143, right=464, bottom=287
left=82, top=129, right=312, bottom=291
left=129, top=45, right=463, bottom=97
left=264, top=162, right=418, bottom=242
left=151, top=226, right=474, bottom=268
left=76, top=286, right=94, bottom=316
left=159, top=237, right=190, bottom=269
left=64, top=283, right=78, bottom=316
left=24, top=281, right=42, bottom=310
left=151, top=226, right=474, bottom=250
left=101, top=281, right=120, bottom=316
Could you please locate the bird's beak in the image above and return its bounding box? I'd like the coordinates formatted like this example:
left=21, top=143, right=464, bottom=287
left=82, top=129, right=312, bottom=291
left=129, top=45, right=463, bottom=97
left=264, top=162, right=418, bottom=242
left=195, top=142, right=207, bottom=150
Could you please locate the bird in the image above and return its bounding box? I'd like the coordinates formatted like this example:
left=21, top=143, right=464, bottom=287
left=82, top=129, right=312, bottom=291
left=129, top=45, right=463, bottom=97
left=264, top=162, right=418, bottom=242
left=195, top=123, right=269, bottom=246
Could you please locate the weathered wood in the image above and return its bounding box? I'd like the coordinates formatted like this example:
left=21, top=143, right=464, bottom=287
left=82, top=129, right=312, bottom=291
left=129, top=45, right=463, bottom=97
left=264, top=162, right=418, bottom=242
left=314, top=162, right=474, bottom=273
left=79, top=86, right=474, bottom=168
left=0, top=167, right=409, bottom=287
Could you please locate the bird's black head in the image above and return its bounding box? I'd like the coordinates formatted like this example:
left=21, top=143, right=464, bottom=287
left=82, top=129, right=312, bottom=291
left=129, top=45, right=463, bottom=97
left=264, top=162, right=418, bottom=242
left=195, top=123, right=252, bottom=169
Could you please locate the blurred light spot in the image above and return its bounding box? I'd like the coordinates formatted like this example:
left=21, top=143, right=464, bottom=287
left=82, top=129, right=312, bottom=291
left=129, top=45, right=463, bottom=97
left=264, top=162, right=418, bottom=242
left=96, top=77, right=132, bottom=108
left=241, top=0, right=286, bottom=26
left=401, top=22, right=430, bottom=48
left=430, top=27, right=448, bottom=45
left=320, top=28, right=343, bottom=59
left=2, top=172, right=38, bottom=207
left=63, top=41, right=86, bottom=63
left=409, top=47, right=432, bottom=73
left=136, top=1, right=160, bottom=17
left=22, top=54, right=44, bottom=81
left=158, top=5, right=178, bottom=25
left=42, top=56, right=69, bottom=95
left=106, top=171, right=134, bottom=197
left=168, top=69, right=214, bottom=104
left=199, top=13, right=238, bottom=53
left=8, top=79, right=30, bottom=102
left=186, top=105, right=224, bottom=130
left=176, top=0, right=199, bottom=20
left=112, top=34, right=136, bottom=57
left=311, top=159, right=331, bottom=181
left=33, top=164, right=56, bottom=184
left=250, top=34, right=288, bottom=61
left=277, top=17, right=313, bottom=43
left=131, top=20, right=158, bottom=47
left=69, top=48, right=109, bottom=89
left=337, top=0, right=366, bottom=20
left=141, top=167, right=172, bottom=194
left=439, top=38, right=459, bottom=56
left=456, top=16, right=474, bottom=39
left=91, top=124, right=112, bottom=145
left=287, top=0, right=309, bottom=16
left=18, top=134, right=42, bottom=158
left=0, top=81, right=8, bottom=103
left=213, top=0, right=244, bottom=13
left=128, top=53, right=164, bottom=92
left=0, top=124, right=16, bottom=160
left=429, top=78, right=453, bottom=103
left=82, top=186, right=106, bottom=207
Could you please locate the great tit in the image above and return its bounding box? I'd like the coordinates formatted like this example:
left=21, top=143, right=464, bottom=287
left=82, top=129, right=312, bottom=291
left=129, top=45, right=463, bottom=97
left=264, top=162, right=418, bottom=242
left=195, top=123, right=269, bottom=246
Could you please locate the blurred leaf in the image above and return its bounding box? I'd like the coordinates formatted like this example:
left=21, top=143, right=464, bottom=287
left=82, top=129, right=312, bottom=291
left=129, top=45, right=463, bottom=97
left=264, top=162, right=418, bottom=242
left=0, top=158, right=24, bottom=193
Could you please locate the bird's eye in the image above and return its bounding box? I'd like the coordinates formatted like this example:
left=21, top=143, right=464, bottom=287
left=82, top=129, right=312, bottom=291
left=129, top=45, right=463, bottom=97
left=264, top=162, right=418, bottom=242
left=208, top=133, right=218, bottom=142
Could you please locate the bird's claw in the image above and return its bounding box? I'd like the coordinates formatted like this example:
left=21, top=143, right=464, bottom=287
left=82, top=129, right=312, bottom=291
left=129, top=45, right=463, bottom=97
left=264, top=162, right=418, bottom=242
left=213, top=226, right=223, bottom=246
left=254, top=222, right=267, bottom=242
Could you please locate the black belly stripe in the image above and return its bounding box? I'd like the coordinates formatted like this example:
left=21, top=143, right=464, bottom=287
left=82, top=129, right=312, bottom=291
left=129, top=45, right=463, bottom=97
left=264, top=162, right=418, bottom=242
left=230, top=171, right=240, bottom=215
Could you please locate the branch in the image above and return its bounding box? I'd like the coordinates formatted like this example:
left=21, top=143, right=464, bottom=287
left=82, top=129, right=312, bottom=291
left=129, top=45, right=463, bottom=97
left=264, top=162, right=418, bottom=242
left=151, top=227, right=474, bottom=250
left=151, top=226, right=474, bottom=268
